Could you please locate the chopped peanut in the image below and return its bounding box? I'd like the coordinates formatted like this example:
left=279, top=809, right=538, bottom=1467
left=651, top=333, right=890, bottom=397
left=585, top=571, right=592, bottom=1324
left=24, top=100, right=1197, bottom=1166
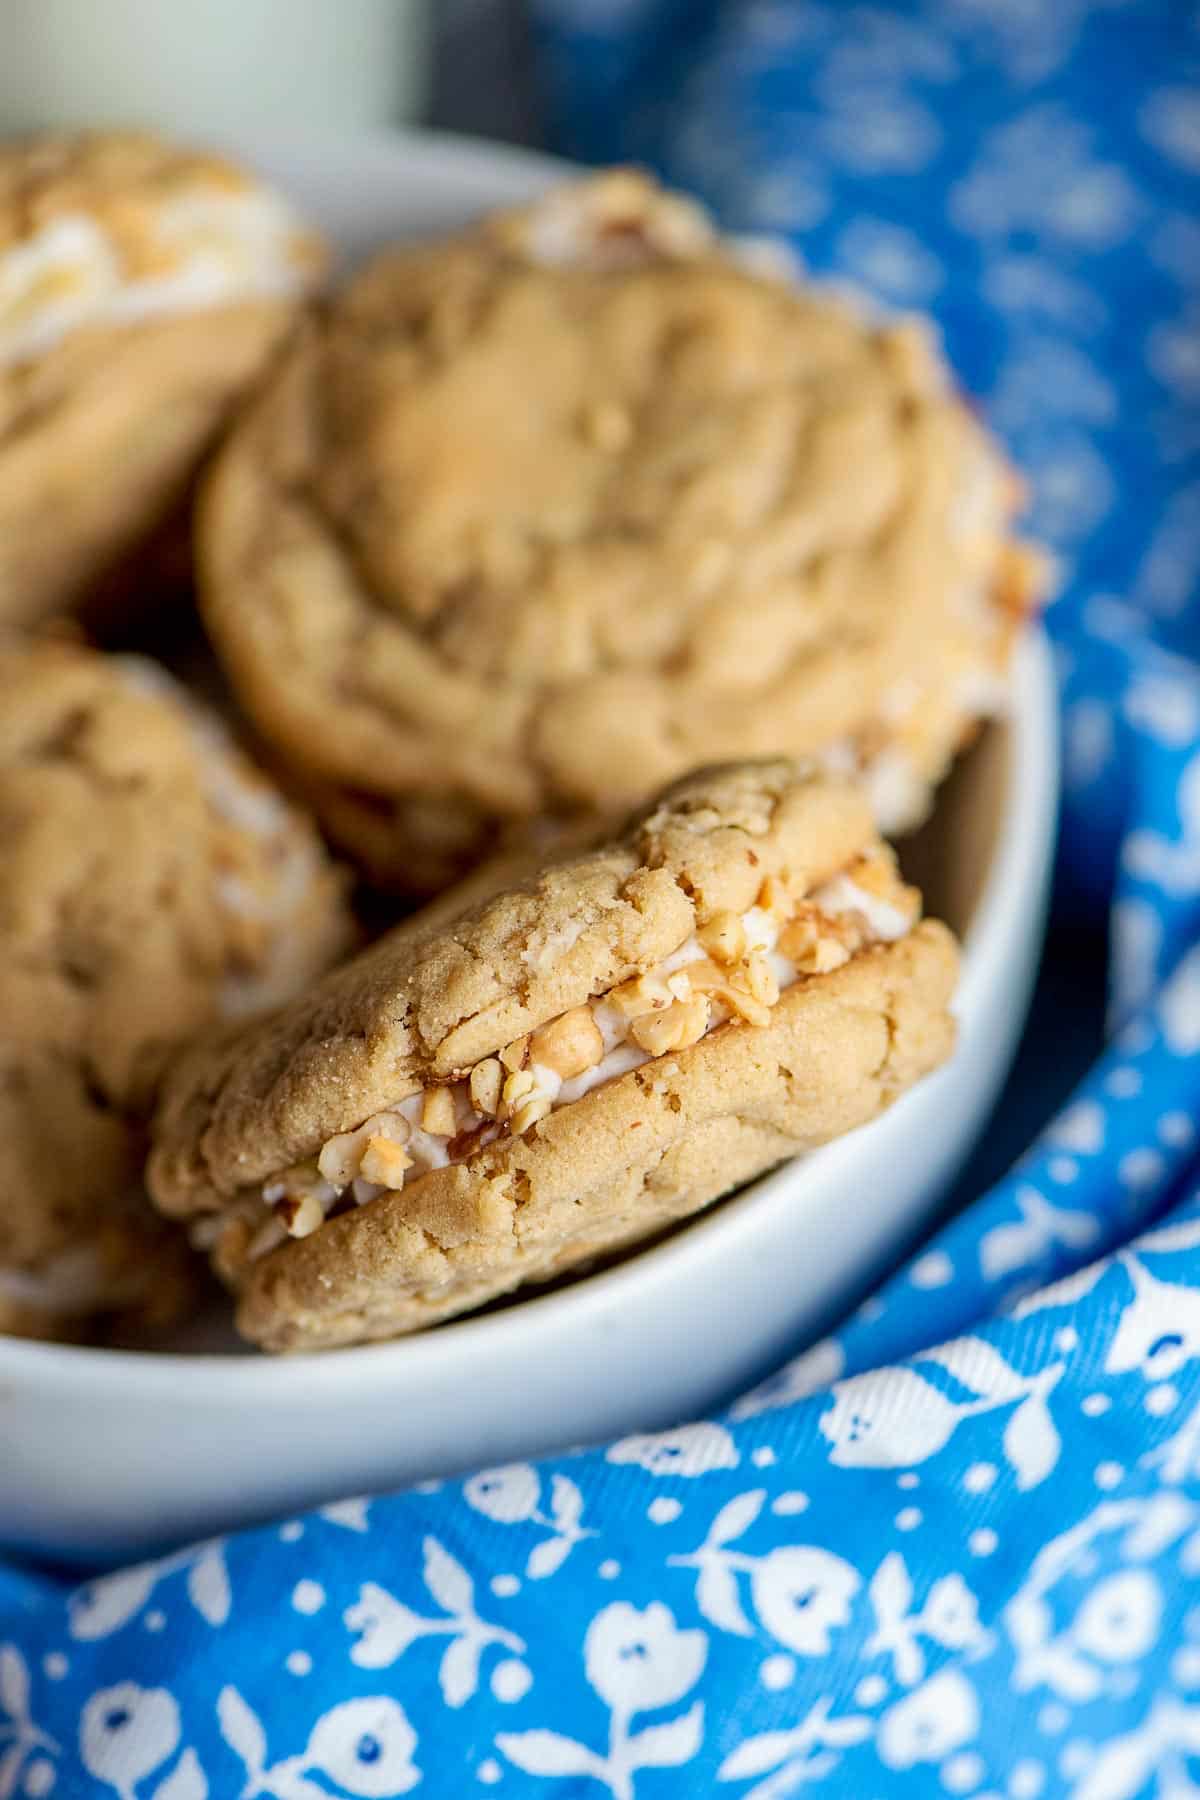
left=421, top=1086, right=457, bottom=1136
left=317, top=1131, right=365, bottom=1189
left=318, top=1112, right=408, bottom=1187
left=698, top=911, right=745, bottom=966
left=757, top=875, right=792, bottom=920
left=687, top=956, right=733, bottom=994
left=360, top=1135, right=414, bottom=1189
left=529, top=1005, right=605, bottom=1080
left=609, top=971, right=671, bottom=1018
left=502, top=1068, right=539, bottom=1117
left=743, top=950, right=779, bottom=1008
left=719, top=986, right=773, bottom=1028
left=842, top=852, right=920, bottom=923
left=279, top=1193, right=325, bottom=1237
left=500, top=1035, right=529, bottom=1073
left=469, top=1058, right=504, bottom=1118
left=630, top=993, right=710, bottom=1056
left=778, top=912, right=853, bottom=974
left=510, top=1094, right=553, bottom=1135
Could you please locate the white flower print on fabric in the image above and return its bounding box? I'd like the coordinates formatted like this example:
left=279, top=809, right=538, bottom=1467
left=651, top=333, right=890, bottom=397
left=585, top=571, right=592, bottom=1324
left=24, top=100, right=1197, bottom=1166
left=1125, top=750, right=1200, bottom=897
left=69, top=1543, right=230, bottom=1641
left=607, top=1422, right=739, bottom=1477
left=940, top=0, right=1092, bottom=82
left=1133, top=481, right=1200, bottom=621
left=219, top=1689, right=419, bottom=1799
left=79, top=1685, right=188, bottom=1800
left=1159, top=943, right=1200, bottom=1055
left=1073, top=1697, right=1200, bottom=1800
left=318, top=1500, right=371, bottom=1534
left=0, top=1646, right=59, bottom=1800
left=716, top=1696, right=871, bottom=1794
left=1109, top=899, right=1164, bottom=1026
left=1023, top=430, right=1115, bottom=543
left=1147, top=307, right=1200, bottom=411
left=344, top=1537, right=525, bottom=1708
left=1064, top=698, right=1115, bottom=789
left=497, top=1603, right=705, bottom=1799
left=1048, top=1099, right=1107, bottom=1156
left=819, top=1341, right=1065, bottom=1487
left=950, top=106, right=1140, bottom=246
left=978, top=1184, right=1100, bottom=1283
left=982, top=254, right=1107, bottom=333
left=1006, top=1498, right=1185, bottom=1706
left=731, top=1338, right=846, bottom=1418
left=876, top=1669, right=981, bottom=1770
left=464, top=1466, right=594, bottom=1578
left=866, top=1554, right=991, bottom=1684
left=668, top=1490, right=860, bottom=1652
left=1140, top=87, right=1200, bottom=173
left=1105, top=1249, right=1200, bottom=1382
left=834, top=217, right=943, bottom=303
left=989, top=337, right=1117, bottom=435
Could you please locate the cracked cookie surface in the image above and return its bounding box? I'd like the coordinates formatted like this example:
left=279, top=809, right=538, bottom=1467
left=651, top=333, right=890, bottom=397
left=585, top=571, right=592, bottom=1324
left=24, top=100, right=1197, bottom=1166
left=0, top=636, right=352, bottom=1341
left=0, top=129, right=325, bottom=628
left=199, top=168, right=1042, bottom=891
left=148, top=758, right=958, bottom=1350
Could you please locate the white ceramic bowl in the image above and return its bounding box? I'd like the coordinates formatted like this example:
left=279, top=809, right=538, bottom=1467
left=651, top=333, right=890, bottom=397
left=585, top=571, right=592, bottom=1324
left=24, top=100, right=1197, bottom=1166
left=0, top=133, right=1060, bottom=1564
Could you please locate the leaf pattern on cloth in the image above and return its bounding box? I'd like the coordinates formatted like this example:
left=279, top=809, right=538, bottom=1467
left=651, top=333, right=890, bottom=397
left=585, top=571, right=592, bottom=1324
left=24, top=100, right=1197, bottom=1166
left=4, top=3, right=1200, bottom=1796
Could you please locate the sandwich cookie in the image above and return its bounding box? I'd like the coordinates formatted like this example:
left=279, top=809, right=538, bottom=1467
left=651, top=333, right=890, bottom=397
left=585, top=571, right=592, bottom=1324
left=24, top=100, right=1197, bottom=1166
left=0, top=129, right=325, bottom=629
left=148, top=759, right=958, bottom=1350
left=0, top=637, right=352, bottom=1340
left=198, top=167, right=1042, bottom=890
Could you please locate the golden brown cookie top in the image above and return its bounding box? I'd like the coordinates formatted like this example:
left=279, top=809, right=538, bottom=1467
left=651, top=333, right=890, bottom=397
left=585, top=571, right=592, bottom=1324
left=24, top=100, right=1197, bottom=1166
left=199, top=171, right=1039, bottom=833
left=149, top=757, right=890, bottom=1209
left=0, top=129, right=325, bottom=366
left=0, top=636, right=352, bottom=1121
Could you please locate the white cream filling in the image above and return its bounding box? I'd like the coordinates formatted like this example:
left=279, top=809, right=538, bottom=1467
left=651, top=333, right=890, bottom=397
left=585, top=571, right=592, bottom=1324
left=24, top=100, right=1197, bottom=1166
left=0, top=1243, right=145, bottom=1315
left=515, top=180, right=714, bottom=270
left=113, top=656, right=333, bottom=1018
left=250, top=872, right=914, bottom=1249
left=0, top=215, right=120, bottom=365
left=863, top=748, right=931, bottom=836
left=0, top=186, right=314, bottom=367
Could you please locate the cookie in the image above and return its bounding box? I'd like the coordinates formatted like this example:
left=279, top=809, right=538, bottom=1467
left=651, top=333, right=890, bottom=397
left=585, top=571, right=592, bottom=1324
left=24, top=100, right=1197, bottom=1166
left=197, top=168, right=1043, bottom=892
left=147, top=759, right=958, bottom=1351
left=0, top=637, right=353, bottom=1341
left=0, top=130, right=325, bottom=629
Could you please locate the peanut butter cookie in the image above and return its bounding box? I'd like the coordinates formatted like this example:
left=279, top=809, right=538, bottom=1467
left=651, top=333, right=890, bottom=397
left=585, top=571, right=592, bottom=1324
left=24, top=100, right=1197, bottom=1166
left=199, top=168, right=1042, bottom=892
left=0, top=637, right=353, bottom=1341
left=0, top=130, right=325, bottom=629
left=148, top=758, right=958, bottom=1351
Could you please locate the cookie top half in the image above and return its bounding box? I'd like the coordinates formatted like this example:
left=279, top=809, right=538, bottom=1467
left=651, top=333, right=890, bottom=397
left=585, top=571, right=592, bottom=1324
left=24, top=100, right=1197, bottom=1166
left=147, top=758, right=957, bottom=1354
left=199, top=169, right=1041, bottom=876
left=0, top=637, right=353, bottom=1295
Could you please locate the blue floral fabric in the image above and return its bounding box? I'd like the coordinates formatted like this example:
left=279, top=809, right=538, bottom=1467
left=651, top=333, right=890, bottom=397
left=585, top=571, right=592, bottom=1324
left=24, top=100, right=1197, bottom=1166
left=3, top=3, right=1200, bottom=1795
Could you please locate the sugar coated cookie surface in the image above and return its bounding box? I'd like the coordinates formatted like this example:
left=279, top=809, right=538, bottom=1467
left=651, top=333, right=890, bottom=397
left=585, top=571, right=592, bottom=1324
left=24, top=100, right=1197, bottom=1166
left=199, top=168, right=1042, bottom=890
left=148, top=758, right=959, bottom=1350
left=0, top=636, right=352, bottom=1341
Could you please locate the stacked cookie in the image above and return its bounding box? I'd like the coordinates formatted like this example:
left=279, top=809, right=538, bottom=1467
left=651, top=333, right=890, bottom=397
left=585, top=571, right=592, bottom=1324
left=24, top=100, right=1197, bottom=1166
left=0, top=143, right=1041, bottom=1350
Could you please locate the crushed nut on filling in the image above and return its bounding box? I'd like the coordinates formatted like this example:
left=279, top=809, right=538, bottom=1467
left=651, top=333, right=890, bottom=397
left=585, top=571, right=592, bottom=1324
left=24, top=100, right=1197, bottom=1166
left=253, top=853, right=919, bottom=1249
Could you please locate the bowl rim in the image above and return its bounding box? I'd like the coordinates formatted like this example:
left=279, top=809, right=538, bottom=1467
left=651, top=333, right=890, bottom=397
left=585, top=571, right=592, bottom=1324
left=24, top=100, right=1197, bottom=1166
left=0, top=626, right=1059, bottom=1397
